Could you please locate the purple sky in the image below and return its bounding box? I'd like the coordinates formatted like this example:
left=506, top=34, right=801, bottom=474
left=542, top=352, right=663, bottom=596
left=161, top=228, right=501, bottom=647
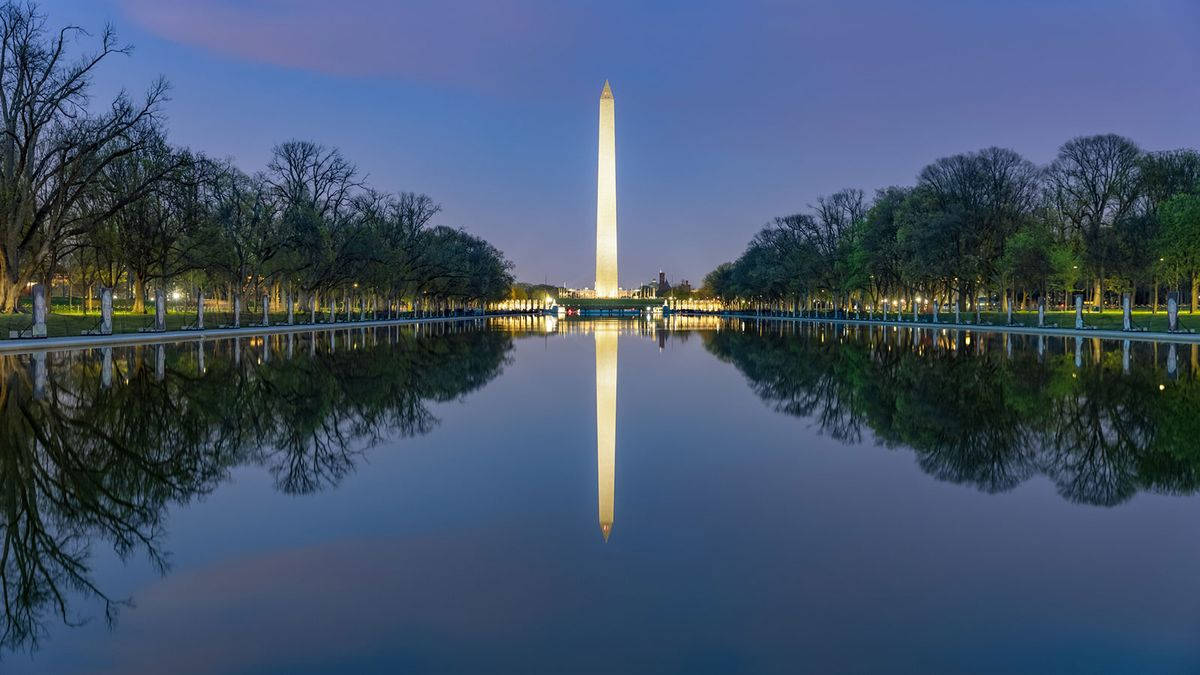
left=47, top=0, right=1200, bottom=288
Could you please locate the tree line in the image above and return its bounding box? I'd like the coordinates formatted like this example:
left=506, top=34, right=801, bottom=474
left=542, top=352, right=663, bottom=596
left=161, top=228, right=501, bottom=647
left=0, top=2, right=513, bottom=315
left=703, top=137, right=1200, bottom=314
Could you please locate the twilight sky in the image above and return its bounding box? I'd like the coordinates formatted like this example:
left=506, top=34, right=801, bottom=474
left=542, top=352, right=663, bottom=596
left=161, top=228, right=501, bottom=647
left=47, top=0, right=1200, bottom=288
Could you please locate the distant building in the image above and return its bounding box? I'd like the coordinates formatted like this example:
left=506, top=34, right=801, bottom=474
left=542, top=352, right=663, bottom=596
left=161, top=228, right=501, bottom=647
left=657, top=271, right=670, bottom=296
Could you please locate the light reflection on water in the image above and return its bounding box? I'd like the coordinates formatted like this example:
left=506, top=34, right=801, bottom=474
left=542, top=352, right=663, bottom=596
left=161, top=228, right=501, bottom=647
left=3, top=317, right=1200, bottom=673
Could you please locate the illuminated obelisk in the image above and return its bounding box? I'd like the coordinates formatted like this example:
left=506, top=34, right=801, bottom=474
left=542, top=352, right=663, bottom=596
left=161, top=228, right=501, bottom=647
left=595, top=80, right=618, bottom=298
left=595, top=328, right=617, bottom=540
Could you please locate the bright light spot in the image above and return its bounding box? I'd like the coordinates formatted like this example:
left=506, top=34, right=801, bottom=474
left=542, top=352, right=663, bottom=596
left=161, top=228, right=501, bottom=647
left=1159, top=384, right=1166, bottom=391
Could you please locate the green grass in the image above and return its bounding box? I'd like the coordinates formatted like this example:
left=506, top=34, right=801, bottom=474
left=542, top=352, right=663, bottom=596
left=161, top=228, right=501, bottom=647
left=958, top=310, right=1197, bottom=332
left=0, top=305, right=397, bottom=339
left=815, top=308, right=1196, bottom=332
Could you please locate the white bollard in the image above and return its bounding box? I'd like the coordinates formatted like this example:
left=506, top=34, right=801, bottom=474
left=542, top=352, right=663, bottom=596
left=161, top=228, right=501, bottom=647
left=155, top=289, right=166, bottom=331
left=31, top=283, right=47, bottom=337
left=100, top=288, right=113, bottom=335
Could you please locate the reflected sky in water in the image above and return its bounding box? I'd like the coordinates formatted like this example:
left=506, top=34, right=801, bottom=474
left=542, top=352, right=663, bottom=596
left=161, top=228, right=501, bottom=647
left=5, top=317, right=1200, bottom=674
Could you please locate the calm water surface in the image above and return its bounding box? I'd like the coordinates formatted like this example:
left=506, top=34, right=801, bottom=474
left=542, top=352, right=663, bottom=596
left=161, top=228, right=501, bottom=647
left=4, top=317, right=1200, bottom=674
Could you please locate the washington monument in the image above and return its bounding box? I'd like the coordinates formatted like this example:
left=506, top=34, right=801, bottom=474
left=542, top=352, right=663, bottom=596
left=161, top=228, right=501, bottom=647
left=595, top=80, right=618, bottom=297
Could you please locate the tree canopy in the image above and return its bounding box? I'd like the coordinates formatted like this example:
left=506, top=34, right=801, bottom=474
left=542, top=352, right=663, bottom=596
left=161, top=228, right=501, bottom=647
left=704, top=138, right=1200, bottom=313
left=0, top=2, right=514, bottom=314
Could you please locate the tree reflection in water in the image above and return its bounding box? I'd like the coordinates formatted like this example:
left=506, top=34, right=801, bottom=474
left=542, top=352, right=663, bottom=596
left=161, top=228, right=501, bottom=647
left=705, top=321, right=1200, bottom=507
left=0, top=322, right=512, bottom=653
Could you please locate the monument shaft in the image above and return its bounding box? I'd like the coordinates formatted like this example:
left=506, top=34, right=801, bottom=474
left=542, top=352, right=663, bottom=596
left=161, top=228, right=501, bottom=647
left=595, top=81, right=618, bottom=297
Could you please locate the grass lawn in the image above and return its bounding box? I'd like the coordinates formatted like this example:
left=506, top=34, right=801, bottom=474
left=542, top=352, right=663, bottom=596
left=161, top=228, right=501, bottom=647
left=968, top=310, right=1197, bottom=332
left=0, top=306, right=335, bottom=339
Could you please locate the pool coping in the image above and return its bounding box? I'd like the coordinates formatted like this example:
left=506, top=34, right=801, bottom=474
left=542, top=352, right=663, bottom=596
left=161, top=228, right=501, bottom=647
left=707, top=313, right=1200, bottom=345
left=0, top=313, right=536, bottom=354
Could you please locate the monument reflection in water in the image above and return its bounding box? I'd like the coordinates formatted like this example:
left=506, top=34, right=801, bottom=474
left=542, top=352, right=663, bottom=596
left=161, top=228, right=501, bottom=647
left=595, top=326, right=617, bottom=540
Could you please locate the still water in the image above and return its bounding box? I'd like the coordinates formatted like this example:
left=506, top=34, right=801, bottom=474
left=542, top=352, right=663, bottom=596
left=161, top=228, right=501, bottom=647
left=3, top=317, right=1200, bottom=673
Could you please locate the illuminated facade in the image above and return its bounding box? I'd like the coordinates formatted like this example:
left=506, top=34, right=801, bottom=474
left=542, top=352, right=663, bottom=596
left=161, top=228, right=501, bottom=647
left=595, top=327, right=617, bottom=540
left=595, top=80, right=618, bottom=298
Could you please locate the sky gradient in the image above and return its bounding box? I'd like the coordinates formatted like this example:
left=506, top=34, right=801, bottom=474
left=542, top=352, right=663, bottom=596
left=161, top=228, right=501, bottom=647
left=47, top=0, right=1200, bottom=288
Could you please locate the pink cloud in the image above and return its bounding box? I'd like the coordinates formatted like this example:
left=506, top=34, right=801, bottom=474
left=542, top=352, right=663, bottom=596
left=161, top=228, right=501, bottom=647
left=82, top=530, right=589, bottom=674
left=120, top=0, right=585, bottom=89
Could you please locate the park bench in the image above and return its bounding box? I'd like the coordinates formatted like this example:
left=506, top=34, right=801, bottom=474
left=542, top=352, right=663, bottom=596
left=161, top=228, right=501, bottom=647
left=137, top=317, right=165, bottom=333
left=214, top=313, right=240, bottom=329
left=8, top=321, right=41, bottom=339
left=1170, top=317, right=1195, bottom=334
left=80, top=318, right=109, bottom=336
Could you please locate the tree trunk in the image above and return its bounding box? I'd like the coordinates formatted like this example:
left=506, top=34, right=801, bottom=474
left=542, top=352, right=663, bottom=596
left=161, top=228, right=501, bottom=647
left=133, top=274, right=147, bottom=313
left=2, top=279, right=21, bottom=313
left=0, top=254, right=26, bottom=312
left=1191, top=273, right=1198, bottom=315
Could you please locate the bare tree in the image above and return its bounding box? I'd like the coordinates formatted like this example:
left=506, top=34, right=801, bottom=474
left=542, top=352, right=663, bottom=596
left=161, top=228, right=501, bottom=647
left=0, top=2, right=169, bottom=311
left=265, top=140, right=360, bottom=222
left=809, top=188, right=866, bottom=258
left=918, top=147, right=1041, bottom=301
left=1046, top=134, right=1142, bottom=305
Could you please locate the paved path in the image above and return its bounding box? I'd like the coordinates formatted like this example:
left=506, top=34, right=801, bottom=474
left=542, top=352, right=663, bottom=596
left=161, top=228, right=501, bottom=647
left=707, top=312, right=1200, bottom=345
left=0, top=314, right=534, bottom=354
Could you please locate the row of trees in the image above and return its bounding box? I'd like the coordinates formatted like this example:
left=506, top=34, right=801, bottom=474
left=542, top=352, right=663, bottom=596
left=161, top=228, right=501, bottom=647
left=0, top=2, right=513, bottom=315
left=704, top=137, right=1200, bottom=314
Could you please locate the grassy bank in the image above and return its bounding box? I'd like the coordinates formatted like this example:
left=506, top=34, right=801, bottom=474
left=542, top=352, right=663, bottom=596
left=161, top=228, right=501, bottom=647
left=771, top=309, right=1200, bottom=333
left=0, top=308, right=309, bottom=339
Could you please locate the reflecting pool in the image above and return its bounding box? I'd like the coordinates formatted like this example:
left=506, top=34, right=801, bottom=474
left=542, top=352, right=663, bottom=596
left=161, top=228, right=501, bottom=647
left=4, top=317, right=1200, bottom=673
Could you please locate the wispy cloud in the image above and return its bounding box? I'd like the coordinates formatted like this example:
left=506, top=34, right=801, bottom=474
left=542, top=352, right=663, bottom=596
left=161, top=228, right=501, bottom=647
left=120, top=0, right=586, bottom=90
